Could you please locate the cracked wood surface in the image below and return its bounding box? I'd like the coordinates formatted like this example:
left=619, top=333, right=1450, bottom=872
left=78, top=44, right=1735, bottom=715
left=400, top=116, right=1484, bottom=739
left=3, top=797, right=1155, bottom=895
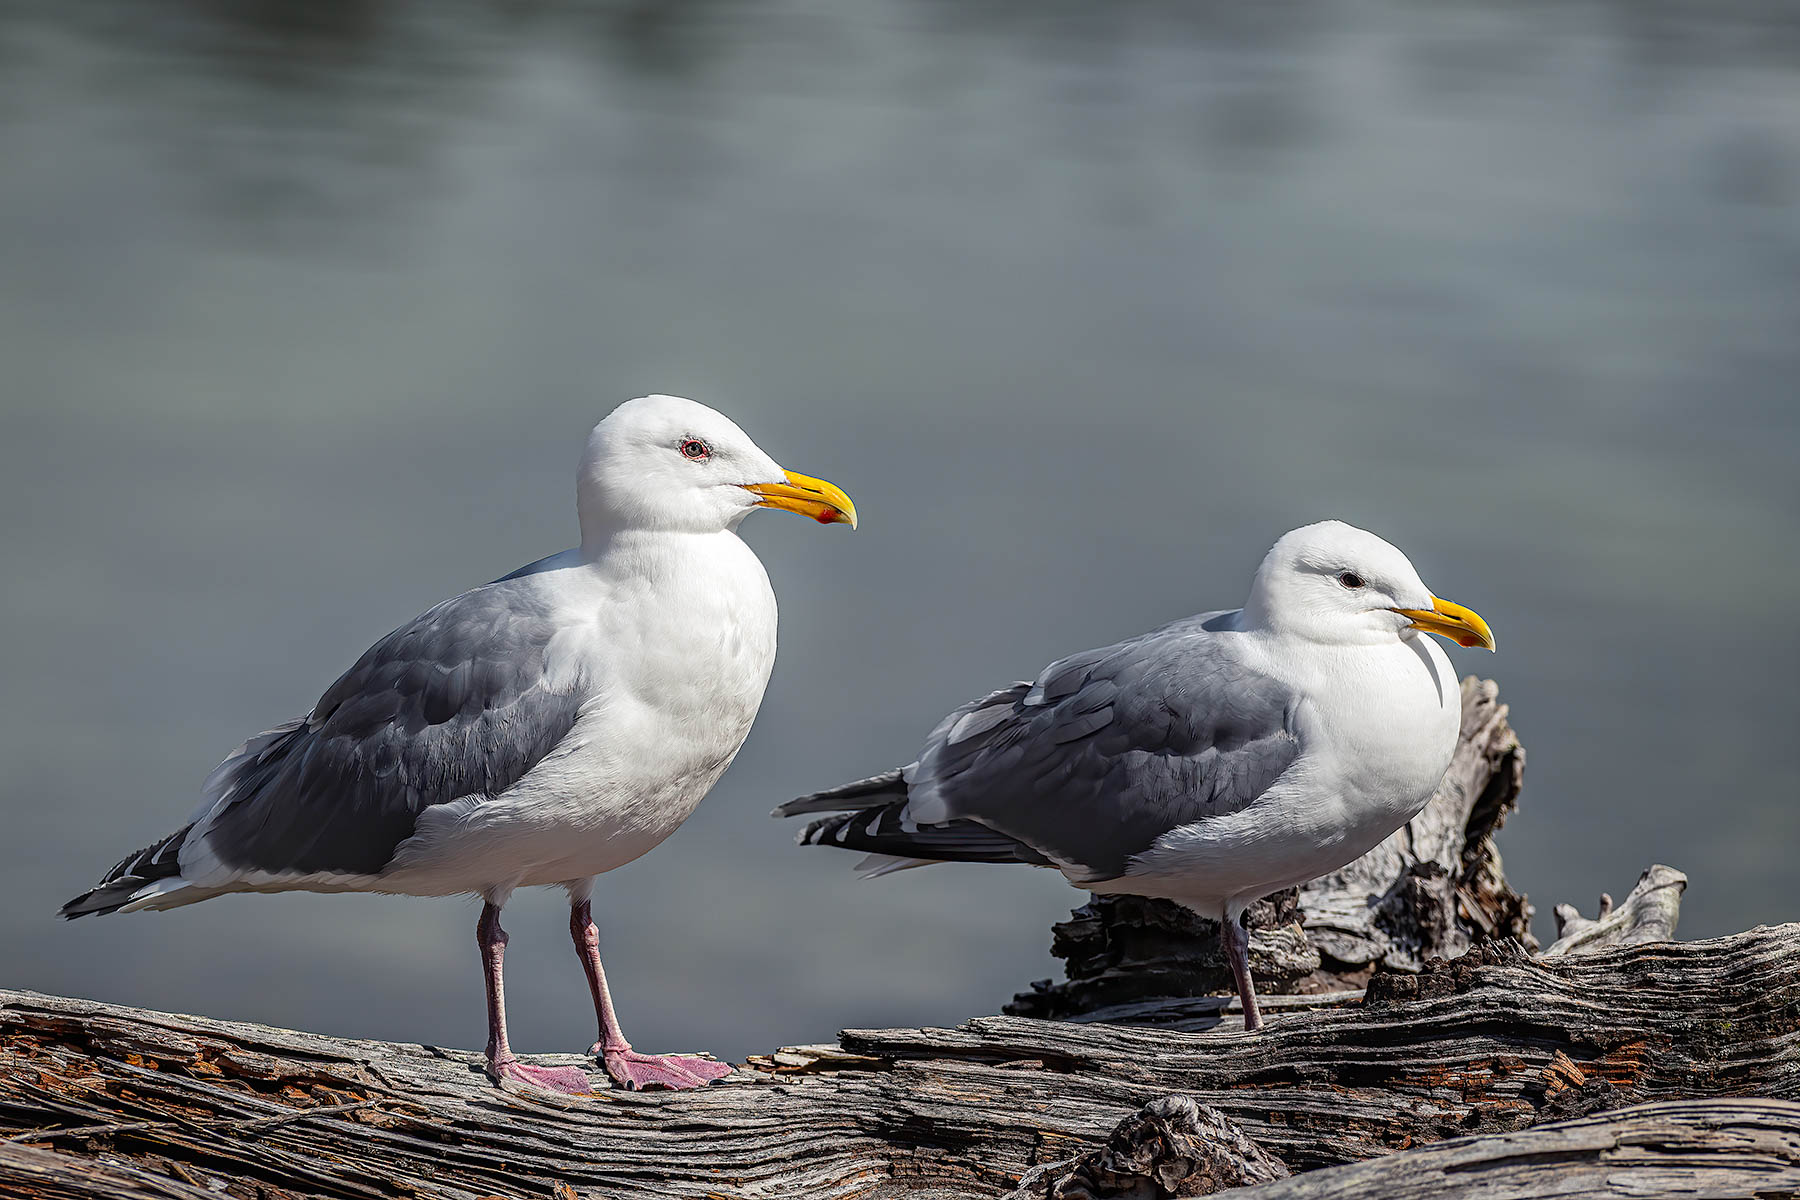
left=4, top=922, right=1798, bottom=1200
left=1216, top=1098, right=1800, bottom=1199
left=1007, top=1097, right=1800, bottom=1199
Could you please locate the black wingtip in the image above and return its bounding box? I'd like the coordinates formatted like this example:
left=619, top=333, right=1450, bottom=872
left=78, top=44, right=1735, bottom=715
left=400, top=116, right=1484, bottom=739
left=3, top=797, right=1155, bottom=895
left=59, top=894, right=108, bottom=920
left=61, top=825, right=194, bottom=921
left=772, top=769, right=909, bottom=819
left=59, top=884, right=131, bottom=920
left=795, top=815, right=841, bottom=846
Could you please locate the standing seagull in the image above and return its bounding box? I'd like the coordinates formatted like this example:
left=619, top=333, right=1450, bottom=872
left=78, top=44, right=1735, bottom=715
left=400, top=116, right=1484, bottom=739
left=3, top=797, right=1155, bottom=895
left=64, top=395, right=856, bottom=1092
left=777, top=521, right=1490, bottom=1031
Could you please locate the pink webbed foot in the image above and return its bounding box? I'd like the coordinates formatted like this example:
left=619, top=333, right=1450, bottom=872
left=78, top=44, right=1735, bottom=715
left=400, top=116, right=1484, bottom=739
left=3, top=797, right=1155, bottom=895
left=597, top=1046, right=733, bottom=1091
left=489, top=1056, right=596, bottom=1095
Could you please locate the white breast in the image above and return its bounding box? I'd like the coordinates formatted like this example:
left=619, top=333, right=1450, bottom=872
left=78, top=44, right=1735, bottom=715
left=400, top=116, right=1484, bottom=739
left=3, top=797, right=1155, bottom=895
left=388, top=531, right=778, bottom=896
left=1300, top=632, right=1461, bottom=818
left=1104, top=630, right=1461, bottom=919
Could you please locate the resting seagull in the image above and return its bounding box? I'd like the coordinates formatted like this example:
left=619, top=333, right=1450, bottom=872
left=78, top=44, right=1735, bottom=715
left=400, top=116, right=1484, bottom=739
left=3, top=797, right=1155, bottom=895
left=64, top=395, right=856, bottom=1092
left=777, top=521, right=1491, bottom=1031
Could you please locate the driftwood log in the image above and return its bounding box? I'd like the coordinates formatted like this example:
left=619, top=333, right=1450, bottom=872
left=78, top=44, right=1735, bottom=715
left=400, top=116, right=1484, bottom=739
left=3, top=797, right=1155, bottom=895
left=3, top=925, right=1799, bottom=1199
left=5, top=677, right=1796, bottom=1199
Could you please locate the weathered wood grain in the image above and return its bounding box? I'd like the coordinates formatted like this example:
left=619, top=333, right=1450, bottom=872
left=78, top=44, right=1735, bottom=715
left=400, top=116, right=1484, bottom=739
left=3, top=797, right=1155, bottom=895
left=4, top=923, right=1798, bottom=1200
left=1008, top=1097, right=1800, bottom=1199
left=0, top=1144, right=219, bottom=1200
left=1221, top=1098, right=1800, bottom=1199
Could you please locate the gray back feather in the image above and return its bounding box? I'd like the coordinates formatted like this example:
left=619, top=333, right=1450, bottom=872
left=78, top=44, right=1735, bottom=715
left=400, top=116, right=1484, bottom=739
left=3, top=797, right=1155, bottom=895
left=198, top=575, right=585, bottom=877
left=910, top=611, right=1299, bottom=882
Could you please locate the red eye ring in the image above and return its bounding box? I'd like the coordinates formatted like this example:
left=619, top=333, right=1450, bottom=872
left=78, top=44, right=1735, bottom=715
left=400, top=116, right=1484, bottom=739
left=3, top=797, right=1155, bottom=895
left=680, top=438, right=711, bottom=461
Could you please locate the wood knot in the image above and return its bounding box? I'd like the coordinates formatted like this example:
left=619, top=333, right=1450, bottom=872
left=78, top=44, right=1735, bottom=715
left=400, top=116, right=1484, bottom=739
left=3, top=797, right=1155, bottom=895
left=1015, top=1095, right=1289, bottom=1198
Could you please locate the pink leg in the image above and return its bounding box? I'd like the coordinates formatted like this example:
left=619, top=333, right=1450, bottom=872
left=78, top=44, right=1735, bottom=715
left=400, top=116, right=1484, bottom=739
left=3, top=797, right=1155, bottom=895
left=479, top=903, right=594, bottom=1094
left=570, top=900, right=731, bottom=1090
left=1219, top=912, right=1264, bottom=1032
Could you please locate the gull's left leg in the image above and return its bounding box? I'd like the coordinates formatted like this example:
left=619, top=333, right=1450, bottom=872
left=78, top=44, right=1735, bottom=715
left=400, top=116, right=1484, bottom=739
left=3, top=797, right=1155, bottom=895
left=568, top=887, right=732, bottom=1091
left=1218, top=905, right=1264, bottom=1032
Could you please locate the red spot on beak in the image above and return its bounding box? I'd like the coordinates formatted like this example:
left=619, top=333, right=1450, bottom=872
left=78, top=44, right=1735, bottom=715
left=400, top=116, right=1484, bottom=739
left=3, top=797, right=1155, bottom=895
left=815, top=508, right=840, bottom=525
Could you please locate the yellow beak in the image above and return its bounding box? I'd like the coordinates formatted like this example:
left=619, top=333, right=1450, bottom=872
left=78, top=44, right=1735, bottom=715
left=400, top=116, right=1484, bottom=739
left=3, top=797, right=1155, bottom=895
left=1391, top=596, right=1496, bottom=651
left=744, top=470, right=858, bottom=529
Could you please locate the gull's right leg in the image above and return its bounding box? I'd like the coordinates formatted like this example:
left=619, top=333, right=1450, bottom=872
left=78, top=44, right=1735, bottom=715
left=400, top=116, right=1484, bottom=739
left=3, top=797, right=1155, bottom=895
left=1218, top=908, right=1264, bottom=1032
left=479, top=901, right=594, bottom=1094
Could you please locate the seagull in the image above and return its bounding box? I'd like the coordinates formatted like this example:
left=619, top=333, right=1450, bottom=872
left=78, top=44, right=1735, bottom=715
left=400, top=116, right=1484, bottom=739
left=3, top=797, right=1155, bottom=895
left=776, top=521, right=1491, bottom=1031
left=63, top=395, right=856, bottom=1092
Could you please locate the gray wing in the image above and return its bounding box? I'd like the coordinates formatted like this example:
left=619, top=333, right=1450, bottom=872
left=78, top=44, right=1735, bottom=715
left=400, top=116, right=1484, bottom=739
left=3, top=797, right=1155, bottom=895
left=782, top=610, right=1300, bottom=884
left=913, top=611, right=1299, bottom=880
left=193, top=575, right=586, bottom=878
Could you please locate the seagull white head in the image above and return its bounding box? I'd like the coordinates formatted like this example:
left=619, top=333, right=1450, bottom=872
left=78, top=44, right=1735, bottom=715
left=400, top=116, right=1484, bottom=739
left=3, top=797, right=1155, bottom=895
left=1243, top=520, right=1495, bottom=651
left=578, top=395, right=857, bottom=541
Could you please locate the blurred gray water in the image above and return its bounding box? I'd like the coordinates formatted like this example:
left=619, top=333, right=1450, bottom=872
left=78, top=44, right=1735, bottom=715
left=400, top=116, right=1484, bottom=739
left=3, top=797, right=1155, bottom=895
left=1, top=0, right=1797, bottom=1062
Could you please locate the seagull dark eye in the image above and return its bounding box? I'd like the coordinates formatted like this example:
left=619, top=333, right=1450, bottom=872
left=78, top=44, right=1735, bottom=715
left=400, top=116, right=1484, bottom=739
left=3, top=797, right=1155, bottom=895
left=1338, top=572, right=1366, bottom=589
left=679, top=438, right=711, bottom=461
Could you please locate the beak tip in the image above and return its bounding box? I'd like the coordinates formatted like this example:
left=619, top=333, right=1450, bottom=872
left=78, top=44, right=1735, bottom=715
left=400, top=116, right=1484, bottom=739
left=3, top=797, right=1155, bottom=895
left=751, top=472, right=858, bottom=530
left=1397, top=599, right=1495, bottom=653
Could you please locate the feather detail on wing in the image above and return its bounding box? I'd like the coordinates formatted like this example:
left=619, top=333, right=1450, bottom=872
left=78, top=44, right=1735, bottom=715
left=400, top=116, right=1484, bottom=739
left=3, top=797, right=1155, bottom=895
left=187, top=576, right=587, bottom=879
left=779, top=610, right=1301, bottom=885
left=64, top=573, right=590, bottom=917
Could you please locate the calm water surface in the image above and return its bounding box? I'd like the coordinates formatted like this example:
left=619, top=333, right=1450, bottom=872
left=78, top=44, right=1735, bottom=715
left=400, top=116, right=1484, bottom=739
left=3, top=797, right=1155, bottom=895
left=2, top=0, right=1797, bottom=1059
